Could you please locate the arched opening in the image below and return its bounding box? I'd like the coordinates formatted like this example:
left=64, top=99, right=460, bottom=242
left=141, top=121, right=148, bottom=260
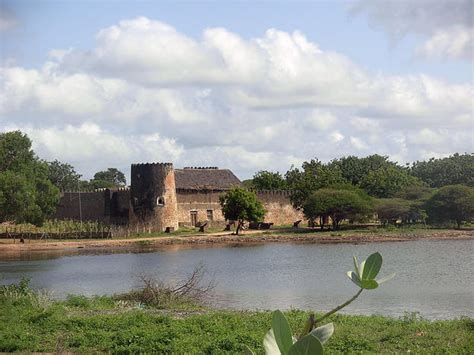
left=157, top=196, right=165, bottom=206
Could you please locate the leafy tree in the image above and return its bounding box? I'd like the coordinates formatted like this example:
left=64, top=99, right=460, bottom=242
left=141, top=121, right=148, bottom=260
left=219, top=187, right=265, bottom=234
left=0, top=131, right=60, bottom=225
left=411, top=153, right=474, bottom=187
left=425, top=185, right=474, bottom=229
left=285, top=159, right=346, bottom=209
left=91, top=168, right=126, bottom=188
left=376, top=198, right=412, bottom=226
left=303, top=187, right=373, bottom=230
left=359, top=165, right=420, bottom=198
left=47, top=160, right=82, bottom=191
left=251, top=170, right=287, bottom=190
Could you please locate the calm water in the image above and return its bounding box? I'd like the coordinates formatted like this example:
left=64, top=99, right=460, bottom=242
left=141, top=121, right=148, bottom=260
left=1, top=240, right=473, bottom=319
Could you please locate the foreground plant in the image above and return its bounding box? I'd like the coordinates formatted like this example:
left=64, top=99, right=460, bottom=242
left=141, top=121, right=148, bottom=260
left=245, top=252, right=394, bottom=354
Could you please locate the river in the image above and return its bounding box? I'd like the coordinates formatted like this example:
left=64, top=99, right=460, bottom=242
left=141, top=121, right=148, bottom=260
left=1, top=239, right=473, bottom=319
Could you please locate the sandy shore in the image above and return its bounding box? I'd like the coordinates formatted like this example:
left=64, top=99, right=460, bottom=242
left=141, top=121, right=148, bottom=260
left=0, top=229, right=472, bottom=253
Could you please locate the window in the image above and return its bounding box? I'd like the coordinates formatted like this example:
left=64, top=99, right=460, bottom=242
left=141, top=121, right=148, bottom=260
left=157, top=196, right=165, bottom=206
left=190, top=211, right=198, bottom=226
left=207, top=209, right=213, bottom=221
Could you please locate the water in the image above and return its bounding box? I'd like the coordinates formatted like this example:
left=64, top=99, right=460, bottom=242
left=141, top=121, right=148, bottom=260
left=1, top=240, right=473, bottom=319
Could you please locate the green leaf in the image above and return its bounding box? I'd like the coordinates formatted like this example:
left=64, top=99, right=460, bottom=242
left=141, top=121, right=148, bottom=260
left=272, top=311, right=294, bottom=355
left=263, top=329, right=281, bottom=355
left=362, top=252, right=382, bottom=280
left=243, top=344, right=256, bottom=355
left=310, top=323, right=334, bottom=344
left=353, top=255, right=360, bottom=277
left=288, top=334, right=323, bottom=355
left=360, top=279, right=379, bottom=290
left=346, top=271, right=362, bottom=288
left=359, top=260, right=366, bottom=278
left=377, top=273, right=396, bottom=284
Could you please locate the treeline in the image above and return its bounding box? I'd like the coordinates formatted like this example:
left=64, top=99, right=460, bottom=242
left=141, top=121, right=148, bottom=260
left=0, top=131, right=126, bottom=225
left=245, top=154, right=474, bottom=229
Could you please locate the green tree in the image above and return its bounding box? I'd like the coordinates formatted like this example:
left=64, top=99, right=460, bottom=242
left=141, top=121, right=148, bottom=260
left=303, top=187, right=373, bottom=230
left=411, top=153, right=474, bottom=187
left=251, top=170, right=287, bottom=190
left=285, top=159, right=346, bottom=209
left=376, top=198, right=412, bottom=226
left=425, top=185, right=474, bottom=229
left=219, top=187, right=265, bottom=235
left=91, top=168, right=126, bottom=189
left=47, top=160, right=82, bottom=191
left=360, top=165, right=420, bottom=198
left=0, top=131, right=60, bottom=225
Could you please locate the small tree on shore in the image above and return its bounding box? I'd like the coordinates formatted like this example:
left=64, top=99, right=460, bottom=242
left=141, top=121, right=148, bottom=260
left=303, top=187, right=373, bottom=230
left=219, top=187, right=265, bottom=235
left=425, top=185, right=474, bottom=229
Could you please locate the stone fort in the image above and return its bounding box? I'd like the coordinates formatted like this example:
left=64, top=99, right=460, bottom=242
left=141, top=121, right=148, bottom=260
left=54, top=162, right=304, bottom=231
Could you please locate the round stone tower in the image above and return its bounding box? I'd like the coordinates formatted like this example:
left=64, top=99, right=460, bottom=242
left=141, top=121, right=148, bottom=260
left=130, top=163, right=179, bottom=231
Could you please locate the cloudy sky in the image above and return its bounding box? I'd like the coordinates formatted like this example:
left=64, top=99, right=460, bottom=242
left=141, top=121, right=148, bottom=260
left=1, top=0, right=473, bottom=180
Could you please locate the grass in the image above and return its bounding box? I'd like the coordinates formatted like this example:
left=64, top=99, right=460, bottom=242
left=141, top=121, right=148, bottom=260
left=0, top=281, right=472, bottom=353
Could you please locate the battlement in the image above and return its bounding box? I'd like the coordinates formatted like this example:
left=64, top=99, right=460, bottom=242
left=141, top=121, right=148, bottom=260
left=131, top=162, right=173, bottom=168
left=253, top=189, right=292, bottom=196
left=61, top=187, right=130, bottom=193
left=183, top=166, right=218, bottom=170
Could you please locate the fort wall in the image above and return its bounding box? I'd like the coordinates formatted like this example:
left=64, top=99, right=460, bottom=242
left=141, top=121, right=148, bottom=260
left=255, top=190, right=306, bottom=226
left=176, top=189, right=225, bottom=226
left=53, top=191, right=109, bottom=223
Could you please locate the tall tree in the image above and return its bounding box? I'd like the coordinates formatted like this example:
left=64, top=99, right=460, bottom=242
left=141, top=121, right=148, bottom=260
left=91, top=168, right=126, bottom=188
left=47, top=160, right=82, bottom=191
left=285, top=159, right=346, bottom=209
left=303, top=187, right=373, bottom=230
left=251, top=170, right=287, bottom=190
left=219, top=187, right=266, bottom=235
left=411, top=153, right=474, bottom=187
left=425, top=185, right=474, bottom=229
left=0, top=131, right=59, bottom=225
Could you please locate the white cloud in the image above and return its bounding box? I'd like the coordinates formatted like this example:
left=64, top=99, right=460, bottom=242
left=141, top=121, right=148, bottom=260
left=351, top=0, right=473, bottom=59
left=0, top=18, right=472, bottom=179
left=416, top=26, right=474, bottom=60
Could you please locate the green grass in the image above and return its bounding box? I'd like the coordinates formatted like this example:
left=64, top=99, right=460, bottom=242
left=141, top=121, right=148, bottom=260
left=1, top=284, right=472, bottom=353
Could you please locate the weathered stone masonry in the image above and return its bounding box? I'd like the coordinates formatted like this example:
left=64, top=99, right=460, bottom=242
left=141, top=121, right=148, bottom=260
left=53, top=163, right=304, bottom=230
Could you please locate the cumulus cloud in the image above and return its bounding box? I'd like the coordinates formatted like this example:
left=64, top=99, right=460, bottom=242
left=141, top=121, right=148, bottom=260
left=0, top=18, right=472, bottom=178
left=351, top=0, right=474, bottom=59
left=0, top=3, right=17, bottom=31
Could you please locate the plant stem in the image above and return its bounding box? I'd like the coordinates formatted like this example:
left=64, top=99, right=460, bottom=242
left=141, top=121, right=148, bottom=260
left=314, top=288, right=363, bottom=325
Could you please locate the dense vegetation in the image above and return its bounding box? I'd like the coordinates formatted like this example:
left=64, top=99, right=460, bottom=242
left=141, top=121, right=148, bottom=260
left=0, top=281, right=472, bottom=353
left=1, top=130, right=473, bottom=228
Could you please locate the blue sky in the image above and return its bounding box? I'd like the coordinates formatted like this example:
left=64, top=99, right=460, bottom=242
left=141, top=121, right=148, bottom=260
left=1, top=0, right=473, bottom=180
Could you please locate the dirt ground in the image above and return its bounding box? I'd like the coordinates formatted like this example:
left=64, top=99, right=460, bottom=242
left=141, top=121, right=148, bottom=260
left=0, top=228, right=472, bottom=253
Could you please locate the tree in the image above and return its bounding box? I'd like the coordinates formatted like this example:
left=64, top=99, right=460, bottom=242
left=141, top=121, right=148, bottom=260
left=219, top=187, right=265, bottom=234
left=376, top=198, right=412, bottom=226
left=360, top=165, right=421, bottom=198
left=425, top=185, right=474, bottom=229
left=251, top=170, right=287, bottom=190
left=0, top=131, right=60, bottom=225
left=303, top=187, right=373, bottom=230
left=47, top=160, right=82, bottom=191
left=91, top=168, right=126, bottom=188
left=411, top=153, right=474, bottom=187
left=285, top=159, right=346, bottom=209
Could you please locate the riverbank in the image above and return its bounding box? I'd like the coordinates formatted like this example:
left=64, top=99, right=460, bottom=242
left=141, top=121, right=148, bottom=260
left=1, top=289, right=472, bottom=353
left=0, top=228, right=472, bottom=253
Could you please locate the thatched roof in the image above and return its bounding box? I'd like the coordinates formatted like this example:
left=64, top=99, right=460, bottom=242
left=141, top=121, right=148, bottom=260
left=175, top=167, right=241, bottom=191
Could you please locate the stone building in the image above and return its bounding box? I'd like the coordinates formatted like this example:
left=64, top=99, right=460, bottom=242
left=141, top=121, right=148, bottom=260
left=53, top=162, right=304, bottom=231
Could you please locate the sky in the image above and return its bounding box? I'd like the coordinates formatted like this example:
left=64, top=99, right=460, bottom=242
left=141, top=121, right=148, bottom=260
left=1, top=0, right=473, bottom=181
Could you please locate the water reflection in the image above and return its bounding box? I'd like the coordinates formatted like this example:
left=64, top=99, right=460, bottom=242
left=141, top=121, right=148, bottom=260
left=0, top=240, right=473, bottom=319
